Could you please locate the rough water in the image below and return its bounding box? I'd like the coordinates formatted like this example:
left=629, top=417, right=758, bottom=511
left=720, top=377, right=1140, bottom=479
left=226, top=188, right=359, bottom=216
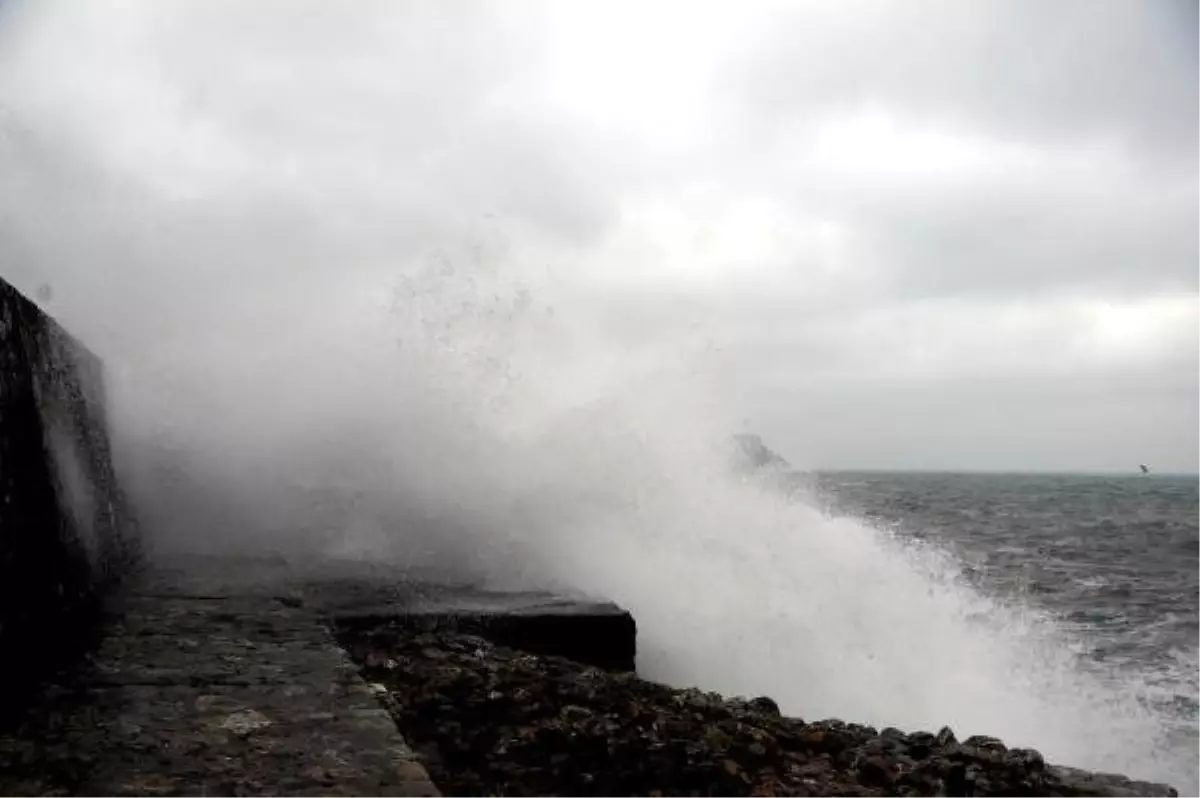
left=81, top=245, right=1197, bottom=798
left=807, top=471, right=1199, bottom=789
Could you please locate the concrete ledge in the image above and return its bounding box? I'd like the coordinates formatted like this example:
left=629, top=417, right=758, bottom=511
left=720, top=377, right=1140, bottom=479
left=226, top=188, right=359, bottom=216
left=296, top=563, right=638, bottom=673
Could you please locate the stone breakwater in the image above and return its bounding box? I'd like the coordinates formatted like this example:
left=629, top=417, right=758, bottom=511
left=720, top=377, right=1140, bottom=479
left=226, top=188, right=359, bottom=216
left=0, top=554, right=1179, bottom=796
left=338, top=624, right=1179, bottom=797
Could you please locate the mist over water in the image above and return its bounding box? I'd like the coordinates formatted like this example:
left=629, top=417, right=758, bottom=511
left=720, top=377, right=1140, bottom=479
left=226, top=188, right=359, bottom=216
left=0, top=3, right=1194, bottom=793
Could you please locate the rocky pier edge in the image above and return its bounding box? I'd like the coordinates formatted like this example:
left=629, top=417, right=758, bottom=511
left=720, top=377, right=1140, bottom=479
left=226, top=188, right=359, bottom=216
left=337, top=619, right=1180, bottom=797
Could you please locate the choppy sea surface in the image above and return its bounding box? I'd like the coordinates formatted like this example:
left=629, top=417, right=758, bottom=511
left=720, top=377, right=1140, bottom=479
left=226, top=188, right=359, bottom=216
left=808, top=471, right=1199, bottom=786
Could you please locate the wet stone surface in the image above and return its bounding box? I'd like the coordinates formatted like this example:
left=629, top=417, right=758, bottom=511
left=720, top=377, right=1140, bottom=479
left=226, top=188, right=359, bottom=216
left=0, top=557, right=439, bottom=797
left=339, top=624, right=1179, bottom=798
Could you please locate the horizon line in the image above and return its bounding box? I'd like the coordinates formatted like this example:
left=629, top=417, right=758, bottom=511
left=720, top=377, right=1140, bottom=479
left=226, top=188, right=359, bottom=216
left=803, top=467, right=1199, bottom=478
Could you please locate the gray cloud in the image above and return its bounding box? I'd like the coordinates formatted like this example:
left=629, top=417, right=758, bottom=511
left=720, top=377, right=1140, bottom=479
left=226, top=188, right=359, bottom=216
left=851, top=169, right=1198, bottom=299
left=0, top=0, right=1194, bottom=502
left=727, top=0, right=1197, bottom=162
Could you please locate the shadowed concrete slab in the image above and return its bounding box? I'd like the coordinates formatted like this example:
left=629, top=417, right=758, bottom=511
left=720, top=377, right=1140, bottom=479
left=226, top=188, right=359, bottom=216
left=290, top=558, right=637, bottom=672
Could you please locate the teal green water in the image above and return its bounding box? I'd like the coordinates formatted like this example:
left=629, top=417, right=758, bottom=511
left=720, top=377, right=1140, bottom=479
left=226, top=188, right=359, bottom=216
left=808, top=471, right=1198, bottom=781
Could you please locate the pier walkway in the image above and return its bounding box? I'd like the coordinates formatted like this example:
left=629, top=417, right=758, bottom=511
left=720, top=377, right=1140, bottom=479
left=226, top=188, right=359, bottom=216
left=0, top=555, right=440, bottom=796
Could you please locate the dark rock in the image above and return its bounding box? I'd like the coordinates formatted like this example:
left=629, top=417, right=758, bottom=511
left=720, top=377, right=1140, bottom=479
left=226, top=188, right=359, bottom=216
left=856, top=755, right=895, bottom=788
left=747, top=696, right=781, bottom=716
left=336, top=623, right=1177, bottom=797
left=945, top=761, right=972, bottom=795
left=964, top=734, right=1008, bottom=752
left=1049, top=765, right=1178, bottom=797
left=1010, top=747, right=1046, bottom=772
left=907, top=730, right=937, bottom=760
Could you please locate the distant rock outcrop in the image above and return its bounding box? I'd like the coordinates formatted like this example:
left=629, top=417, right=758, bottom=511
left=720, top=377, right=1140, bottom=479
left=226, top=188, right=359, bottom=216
left=729, top=433, right=790, bottom=473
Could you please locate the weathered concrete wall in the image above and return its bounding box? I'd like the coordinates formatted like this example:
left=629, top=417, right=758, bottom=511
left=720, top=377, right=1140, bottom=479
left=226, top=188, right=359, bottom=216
left=0, top=277, right=137, bottom=695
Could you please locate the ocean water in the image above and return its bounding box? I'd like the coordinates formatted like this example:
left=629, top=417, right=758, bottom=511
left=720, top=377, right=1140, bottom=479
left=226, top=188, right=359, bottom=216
left=804, top=471, right=1199, bottom=788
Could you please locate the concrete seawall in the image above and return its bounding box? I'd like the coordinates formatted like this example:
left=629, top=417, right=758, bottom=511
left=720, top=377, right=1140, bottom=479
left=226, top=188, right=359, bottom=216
left=0, top=277, right=137, bottom=699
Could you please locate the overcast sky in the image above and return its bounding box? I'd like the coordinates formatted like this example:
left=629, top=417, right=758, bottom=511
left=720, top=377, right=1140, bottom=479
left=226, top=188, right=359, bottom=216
left=0, top=0, right=1196, bottom=474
